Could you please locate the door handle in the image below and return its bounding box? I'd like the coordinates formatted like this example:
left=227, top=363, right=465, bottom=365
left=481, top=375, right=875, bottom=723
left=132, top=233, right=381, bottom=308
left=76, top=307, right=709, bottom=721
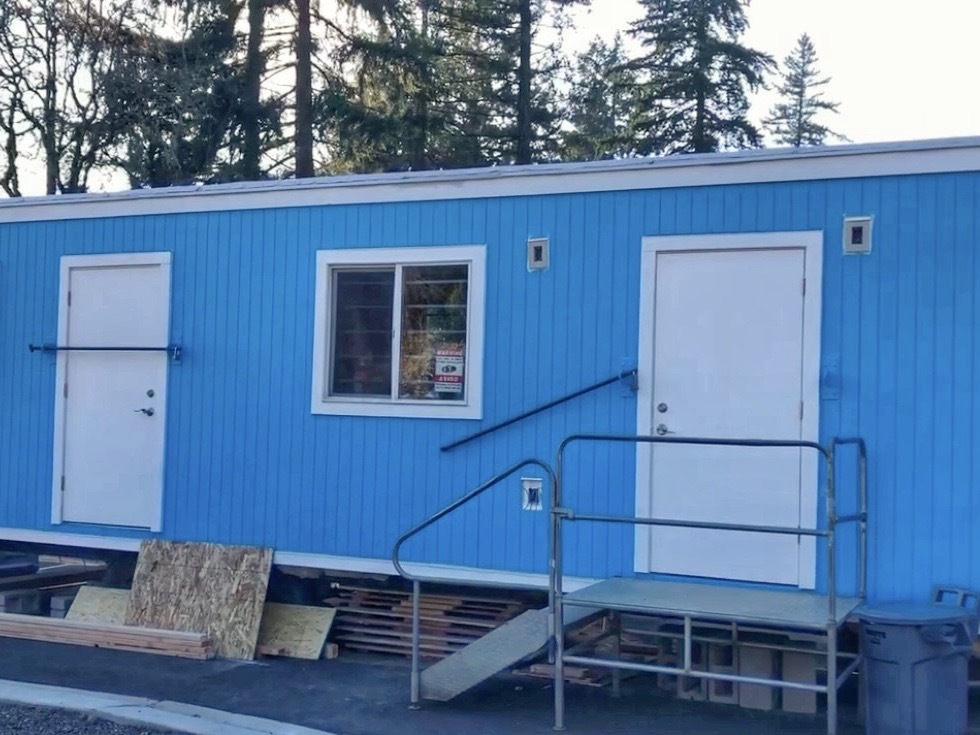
left=655, top=424, right=673, bottom=436
left=134, top=407, right=155, bottom=417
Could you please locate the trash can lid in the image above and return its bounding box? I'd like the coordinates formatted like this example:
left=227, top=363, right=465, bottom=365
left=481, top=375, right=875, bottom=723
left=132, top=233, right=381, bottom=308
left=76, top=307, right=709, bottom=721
left=857, top=602, right=974, bottom=626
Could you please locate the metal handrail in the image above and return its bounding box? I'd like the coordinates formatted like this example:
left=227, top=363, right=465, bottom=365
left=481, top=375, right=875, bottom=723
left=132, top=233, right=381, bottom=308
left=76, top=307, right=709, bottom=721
left=391, top=457, right=557, bottom=707
left=29, top=343, right=183, bottom=361
left=439, top=369, right=637, bottom=452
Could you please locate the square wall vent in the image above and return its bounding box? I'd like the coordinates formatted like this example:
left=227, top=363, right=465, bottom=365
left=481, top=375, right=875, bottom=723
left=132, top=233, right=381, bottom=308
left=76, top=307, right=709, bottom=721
left=843, top=216, right=873, bottom=255
left=521, top=477, right=543, bottom=511
left=527, top=237, right=549, bottom=270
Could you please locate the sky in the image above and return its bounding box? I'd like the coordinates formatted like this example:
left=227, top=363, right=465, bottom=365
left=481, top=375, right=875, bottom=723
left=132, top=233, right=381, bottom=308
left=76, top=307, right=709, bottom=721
left=13, top=0, right=980, bottom=195
left=571, top=0, right=980, bottom=144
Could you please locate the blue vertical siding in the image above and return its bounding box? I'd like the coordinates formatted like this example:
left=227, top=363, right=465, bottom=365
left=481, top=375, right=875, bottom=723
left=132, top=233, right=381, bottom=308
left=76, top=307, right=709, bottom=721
left=1, top=171, right=979, bottom=602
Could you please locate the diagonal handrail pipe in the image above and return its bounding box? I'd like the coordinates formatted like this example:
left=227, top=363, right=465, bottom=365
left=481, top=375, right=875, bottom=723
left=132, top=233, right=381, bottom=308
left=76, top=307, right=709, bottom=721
left=392, top=457, right=557, bottom=707
left=440, top=369, right=637, bottom=452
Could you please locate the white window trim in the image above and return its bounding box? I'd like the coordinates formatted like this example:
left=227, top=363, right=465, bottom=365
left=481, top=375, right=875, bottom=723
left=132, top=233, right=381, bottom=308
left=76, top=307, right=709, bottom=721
left=633, top=231, right=823, bottom=590
left=311, top=245, right=486, bottom=420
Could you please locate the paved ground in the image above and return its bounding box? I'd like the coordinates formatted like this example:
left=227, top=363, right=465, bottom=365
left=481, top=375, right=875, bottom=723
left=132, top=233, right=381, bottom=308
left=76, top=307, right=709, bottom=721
left=0, top=636, right=870, bottom=735
left=0, top=704, right=178, bottom=735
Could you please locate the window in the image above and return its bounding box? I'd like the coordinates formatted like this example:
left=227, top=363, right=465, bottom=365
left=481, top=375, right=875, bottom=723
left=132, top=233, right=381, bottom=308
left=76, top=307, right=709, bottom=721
left=312, top=246, right=486, bottom=419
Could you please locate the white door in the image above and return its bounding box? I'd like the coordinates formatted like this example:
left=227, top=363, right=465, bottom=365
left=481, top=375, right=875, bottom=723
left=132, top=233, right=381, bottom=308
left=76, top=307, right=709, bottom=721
left=646, top=247, right=809, bottom=585
left=54, top=253, right=171, bottom=530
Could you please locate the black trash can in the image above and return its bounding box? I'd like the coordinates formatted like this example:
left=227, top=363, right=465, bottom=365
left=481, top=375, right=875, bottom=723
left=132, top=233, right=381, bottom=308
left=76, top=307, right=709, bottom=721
left=858, top=603, right=975, bottom=735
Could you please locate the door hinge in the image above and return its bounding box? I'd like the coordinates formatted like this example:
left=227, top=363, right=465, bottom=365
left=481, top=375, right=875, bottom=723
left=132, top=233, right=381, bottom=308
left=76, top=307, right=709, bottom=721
left=801, top=278, right=806, bottom=295
left=63, top=382, right=68, bottom=398
left=67, top=290, right=71, bottom=306
left=60, top=476, right=65, bottom=492
left=799, top=401, right=804, bottom=420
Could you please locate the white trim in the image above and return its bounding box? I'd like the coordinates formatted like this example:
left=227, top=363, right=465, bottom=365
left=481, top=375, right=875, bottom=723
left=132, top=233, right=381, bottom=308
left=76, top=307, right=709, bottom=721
left=58, top=252, right=173, bottom=269
left=633, top=231, right=823, bottom=590
left=0, top=527, right=142, bottom=551
left=311, top=245, right=486, bottom=420
left=0, top=527, right=594, bottom=591
left=1, top=138, right=979, bottom=224
left=273, top=551, right=597, bottom=591
left=51, top=252, right=172, bottom=532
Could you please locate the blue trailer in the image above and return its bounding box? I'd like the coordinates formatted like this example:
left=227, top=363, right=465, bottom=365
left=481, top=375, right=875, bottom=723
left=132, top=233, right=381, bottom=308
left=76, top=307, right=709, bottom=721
left=0, top=137, right=978, bottom=606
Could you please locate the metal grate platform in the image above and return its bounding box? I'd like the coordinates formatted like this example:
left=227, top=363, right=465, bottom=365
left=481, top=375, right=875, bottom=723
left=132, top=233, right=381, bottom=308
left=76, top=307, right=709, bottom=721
left=563, top=578, right=861, bottom=631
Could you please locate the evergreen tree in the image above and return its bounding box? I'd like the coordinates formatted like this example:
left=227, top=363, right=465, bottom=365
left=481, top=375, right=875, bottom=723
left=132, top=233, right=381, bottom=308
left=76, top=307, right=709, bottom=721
left=316, top=0, right=577, bottom=172
left=560, top=34, right=641, bottom=160
left=628, top=0, right=773, bottom=154
left=105, top=0, right=248, bottom=187
left=764, top=33, right=844, bottom=147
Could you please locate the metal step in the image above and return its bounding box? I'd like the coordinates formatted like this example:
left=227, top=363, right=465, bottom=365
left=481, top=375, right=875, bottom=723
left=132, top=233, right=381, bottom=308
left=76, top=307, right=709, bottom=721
left=420, top=605, right=599, bottom=702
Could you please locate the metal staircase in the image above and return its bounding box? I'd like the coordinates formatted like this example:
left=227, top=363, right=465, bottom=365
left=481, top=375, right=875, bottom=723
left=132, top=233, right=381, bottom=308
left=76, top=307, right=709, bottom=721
left=391, top=435, right=868, bottom=735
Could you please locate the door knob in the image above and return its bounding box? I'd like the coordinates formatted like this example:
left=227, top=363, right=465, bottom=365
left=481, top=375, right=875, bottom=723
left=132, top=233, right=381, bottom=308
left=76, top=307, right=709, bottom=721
left=655, top=423, right=673, bottom=436
left=134, top=407, right=155, bottom=417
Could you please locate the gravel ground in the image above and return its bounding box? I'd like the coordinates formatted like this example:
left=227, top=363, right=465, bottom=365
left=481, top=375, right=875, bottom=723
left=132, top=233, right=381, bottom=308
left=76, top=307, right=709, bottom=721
left=0, top=704, right=181, bottom=735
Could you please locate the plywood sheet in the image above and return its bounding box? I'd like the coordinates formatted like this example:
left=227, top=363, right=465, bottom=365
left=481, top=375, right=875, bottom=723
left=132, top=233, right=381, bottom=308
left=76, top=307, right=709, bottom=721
left=65, top=586, right=129, bottom=625
left=257, top=603, right=336, bottom=660
left=125, top=541, right=272, bottom=660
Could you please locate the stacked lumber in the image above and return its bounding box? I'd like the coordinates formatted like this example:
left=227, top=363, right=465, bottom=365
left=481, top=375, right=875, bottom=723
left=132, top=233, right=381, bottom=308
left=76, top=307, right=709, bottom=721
left=0, top=612, right=213, bottom=659
left=515, top=617, right=659, bottom=688
left=515, top=662, right=611, bottom=688
left=324, top=585, right=529, bottom=660
left=0, top=562, right=106, bottom=593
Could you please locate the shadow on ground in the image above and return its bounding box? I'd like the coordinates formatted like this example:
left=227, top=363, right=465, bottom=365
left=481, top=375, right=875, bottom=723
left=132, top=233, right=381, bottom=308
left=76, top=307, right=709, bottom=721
left=0, top=637, right=911, bottom=735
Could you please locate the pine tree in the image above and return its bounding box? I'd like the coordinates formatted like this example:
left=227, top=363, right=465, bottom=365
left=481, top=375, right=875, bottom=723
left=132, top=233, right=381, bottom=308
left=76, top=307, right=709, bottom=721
left=628, top=0, right=773, bottom=154
left=764, top=33, right=844, bottom=147
left=561, top=35, right=641, bottom=160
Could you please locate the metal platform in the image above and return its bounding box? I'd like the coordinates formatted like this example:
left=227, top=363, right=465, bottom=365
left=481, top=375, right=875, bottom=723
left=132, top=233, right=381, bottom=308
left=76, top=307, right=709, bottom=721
left=564, top=578, right=862, bottom=631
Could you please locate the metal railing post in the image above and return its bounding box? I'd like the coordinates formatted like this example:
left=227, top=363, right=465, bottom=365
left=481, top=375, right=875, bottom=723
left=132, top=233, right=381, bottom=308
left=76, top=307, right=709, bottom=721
left=552, top=449, right=565, bottom=731
left=858, top=447, right=868, bottom=599
left=552, top=510, right=565, bottom=731
left=410, top=579, right=421, bottom=708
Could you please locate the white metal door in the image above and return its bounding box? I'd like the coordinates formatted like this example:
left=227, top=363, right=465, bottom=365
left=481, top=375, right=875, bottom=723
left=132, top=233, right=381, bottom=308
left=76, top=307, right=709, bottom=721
left=54, top=254, right=171, bottom=530
left=647, top=247, right=807, bottom=585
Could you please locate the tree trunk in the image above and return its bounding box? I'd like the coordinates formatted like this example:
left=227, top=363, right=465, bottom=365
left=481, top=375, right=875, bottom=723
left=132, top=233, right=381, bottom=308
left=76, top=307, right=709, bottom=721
left=515, top=0, right=532, bottom=164
left=43, top=13, right=59, bottom=194
left=294, top=0, right=314, bottom=178
left=411, top=0, right=430, bottom=170
left=0, top=96, right=22, bottom=197
left=243, top=0, right=265, bottom=179
left=691, top=4, right=708, bottom=153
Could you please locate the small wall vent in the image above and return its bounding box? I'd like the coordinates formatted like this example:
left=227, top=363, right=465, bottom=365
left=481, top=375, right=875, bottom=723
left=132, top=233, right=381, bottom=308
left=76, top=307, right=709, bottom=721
left=843, top=216, right=873, bottom=255
left=521, top=477, right=543, bottom=511
left=527, top=237, right=549, bottom=270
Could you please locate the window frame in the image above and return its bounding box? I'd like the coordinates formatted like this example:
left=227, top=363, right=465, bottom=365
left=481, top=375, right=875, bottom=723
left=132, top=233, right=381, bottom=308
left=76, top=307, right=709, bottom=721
left=311, top=245, right=486, bottom=420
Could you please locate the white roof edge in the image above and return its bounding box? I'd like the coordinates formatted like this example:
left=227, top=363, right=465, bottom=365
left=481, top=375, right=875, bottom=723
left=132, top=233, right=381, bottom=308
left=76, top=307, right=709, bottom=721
left=2, top=136, right=980, bottom=224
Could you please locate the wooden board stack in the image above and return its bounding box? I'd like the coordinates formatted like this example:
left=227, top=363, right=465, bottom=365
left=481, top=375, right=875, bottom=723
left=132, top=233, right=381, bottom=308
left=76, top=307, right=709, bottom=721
left=0, top=612, right=212, bottom=659
left=325, top=585, right=529, bottom=660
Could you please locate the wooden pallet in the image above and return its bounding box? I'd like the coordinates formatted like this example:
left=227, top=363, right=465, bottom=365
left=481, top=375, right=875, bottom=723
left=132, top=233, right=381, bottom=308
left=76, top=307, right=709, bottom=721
left=0, top=564, right=107, bottom=593
left=325, top=586, right=528, bottom=660
left=0, top=612, right=213, bottom=659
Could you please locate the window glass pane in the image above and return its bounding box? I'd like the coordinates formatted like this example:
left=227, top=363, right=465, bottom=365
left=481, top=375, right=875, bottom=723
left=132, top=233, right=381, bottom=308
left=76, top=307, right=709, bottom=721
left=331, top=269, right=394, bottom=397
left=399, top=264, right=468, bottom=401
